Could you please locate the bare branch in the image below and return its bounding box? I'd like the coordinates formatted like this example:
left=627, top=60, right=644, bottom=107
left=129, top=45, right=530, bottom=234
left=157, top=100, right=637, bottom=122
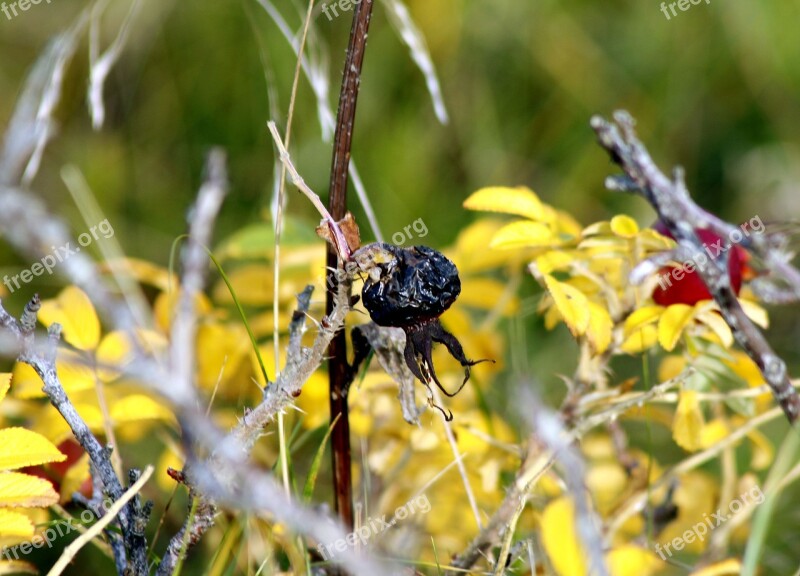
left=170, top=148, right=229, bottom=404
left=591, top=110, right=800, bottom=423
left=48, top=466, right=154, bottom=576
left=0, top=296, right=150, bottom=575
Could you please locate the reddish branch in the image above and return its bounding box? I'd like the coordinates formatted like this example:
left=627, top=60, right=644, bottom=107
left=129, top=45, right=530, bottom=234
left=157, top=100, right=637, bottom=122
left=326, top=0, right=375, bottom=531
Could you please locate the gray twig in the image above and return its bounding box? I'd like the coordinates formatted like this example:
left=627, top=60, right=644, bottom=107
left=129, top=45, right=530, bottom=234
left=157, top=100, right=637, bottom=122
left=170, top=148, right=229, bottom=407
left=592, top=111, right=800, bottom=423
left=0, top=296, right=150, bottom=575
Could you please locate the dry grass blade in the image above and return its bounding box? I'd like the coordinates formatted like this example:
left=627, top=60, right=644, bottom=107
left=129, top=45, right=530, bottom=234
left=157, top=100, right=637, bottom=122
left=46, top=466, right=154, bottom=576
left=381, top=0, right=449, bottom=124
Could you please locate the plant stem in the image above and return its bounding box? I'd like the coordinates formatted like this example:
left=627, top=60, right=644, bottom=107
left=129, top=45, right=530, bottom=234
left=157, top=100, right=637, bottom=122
left=327, top=0, right=375, bottom=533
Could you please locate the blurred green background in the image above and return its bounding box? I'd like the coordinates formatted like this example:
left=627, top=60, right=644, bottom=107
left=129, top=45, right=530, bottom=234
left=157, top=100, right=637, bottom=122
left=3, top=0, right=800, bottom=573
left=3, top=0, right=800, bottom=257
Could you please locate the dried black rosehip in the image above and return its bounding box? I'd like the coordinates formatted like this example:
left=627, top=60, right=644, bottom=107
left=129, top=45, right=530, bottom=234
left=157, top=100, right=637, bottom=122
left=360, top=244, right=461, bottom=327
left=350, top=243, right=491, bottom=419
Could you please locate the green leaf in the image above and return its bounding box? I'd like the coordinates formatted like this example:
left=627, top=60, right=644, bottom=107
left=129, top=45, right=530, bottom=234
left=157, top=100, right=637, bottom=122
left=303, top=414, right=342, bottom=503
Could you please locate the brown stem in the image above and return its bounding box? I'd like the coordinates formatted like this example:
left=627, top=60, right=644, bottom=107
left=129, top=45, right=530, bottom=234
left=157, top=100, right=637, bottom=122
left=326, top=0, right=375, bottom=532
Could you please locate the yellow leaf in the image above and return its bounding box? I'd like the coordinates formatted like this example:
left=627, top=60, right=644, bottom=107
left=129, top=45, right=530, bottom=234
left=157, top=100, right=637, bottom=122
left=658, top=355, right=687, bottom=382
left=554, top=210, right=583, bottom=238
left=349, top=407, right=373, bottom=438
left=463, top=186, right=546, bottom=221
left=0, top=560, right=38, bottom=574
left=724, top=352, right=764, bottom=386
left=543, top=302, right=562, bottom=330
left=38, top=286, right=100, bottom=351
left=295, top=371, right=333, bottom=430
left=55, top=352, right=96, bottom=394
left=696, top=310, right=734, bottom=348
left=134, top=329, right=169, bottom=357
left=35, top=403, right=103, bottom=445
left=722, top=352, right=772, bottom=412
left=490, top=221, right=554, bottom=250
left=410, top=428, right=440, bottom=451
left=458, top=278, right=518, bottom=314
left=10, top=352, right=95, bottom=400
left=110, top=395, right=176, bottom=427
left=582, top=221, right=613, bottom=237
left=0, top=428, right=66, bottom=471
left=606, top=545, right=662, bottom=576
left=609, top=215, right=639, bottom=238
left=10, top=362, right=43, bottom=399
left=747, top=429, right=774, bottom=470
left=541, top=497, right=587, bottom=576
left=740, top=299, right=769, bottom=328
left=450, top=219, right=522, bottom=273
left=674, top=390, right=705, bottom=451
left=620, top=325, right=658, bottom=354
left=689, top=558, right=742, bottom=576
left=454, top=416, right=494, bottom=455
left=101, top=258, right=171, bottom=291
left=212, top=264, right=274, bottom=306
left=638, top=228, right=675, bottom=250
left=59, top=451, right=90, bottom=504
left=0, top=472, right=59, bottom=508
left=196, top=323, right=252, bottom=392
left=0, top=373, right=10, bottom=404
left=586, top=302, right=613, bottom=354
left=586, top=461, right=627, bottom=513
left=0, top=509, right=35, bottom=539
left=700, top=419, right=730, bottom=448
left=534, top=251, right=576, bottom=274
left=623, top=306, right=664, bottom=336
left=543, top=276, right=590, bottom=337
left=154, top=288, right=213, bottom=333
left=95, top=329, right=167, bottom=384
left=478, top=459, right=502, bottom=493
left=578, top=237, right=628, bottom=251
left=247, top=310, right=293, bottom=339
left=96, top=331, right=134, bottom=382
left=658, top=304, right=696, bottom=351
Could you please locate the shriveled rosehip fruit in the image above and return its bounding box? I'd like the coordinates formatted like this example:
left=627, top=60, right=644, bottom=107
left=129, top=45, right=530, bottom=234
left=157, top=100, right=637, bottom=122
left=651, top=221, right=748, bottom=306
left=350, top=243, right=490, bottom=419
left=359, top=244, right=461, bottom=327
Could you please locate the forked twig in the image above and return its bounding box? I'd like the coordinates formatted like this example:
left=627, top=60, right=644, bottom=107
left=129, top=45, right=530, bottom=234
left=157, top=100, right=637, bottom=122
left=592, top=111, right=800, bottom=423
